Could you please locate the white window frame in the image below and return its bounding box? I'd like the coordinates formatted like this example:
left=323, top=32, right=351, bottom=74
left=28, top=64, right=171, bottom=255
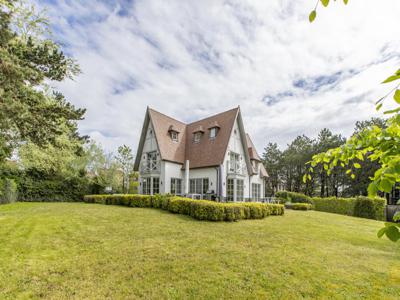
left=209, top=127, right=217, bottom=139
left=193, top=132, right=201, bottom=143
left=171, top=131, right=178, bottom=142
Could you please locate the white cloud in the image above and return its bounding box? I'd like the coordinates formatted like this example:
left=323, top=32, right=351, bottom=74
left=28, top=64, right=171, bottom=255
left=35, top=0, right=400, bottom=153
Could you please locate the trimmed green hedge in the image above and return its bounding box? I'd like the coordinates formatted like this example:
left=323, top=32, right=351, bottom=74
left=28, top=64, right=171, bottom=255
left=275, top=191, right=313, bottom=204
left=83, top=194, right=285, bottom=222
left=312, top=196, right=385, bottom=221
left=285, top=203, right=313, bottom=210
left=276, top=190, right=385, bottom=220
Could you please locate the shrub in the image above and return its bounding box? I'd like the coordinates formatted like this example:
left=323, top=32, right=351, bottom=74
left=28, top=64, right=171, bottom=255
left=285, top=203, right=313, bottom=210
left=275, top=191, right=312, bottom=204
left=0, top=178, right=18, bottom=204
left=312, top=196, right=385, bottom=220
left=354, top=196, right=385, bottom=221
left=83, top=194, right=285, bottom=222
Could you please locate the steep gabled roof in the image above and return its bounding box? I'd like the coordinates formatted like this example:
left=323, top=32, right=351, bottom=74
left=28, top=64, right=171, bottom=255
left=246, top=134, right=268, bottom=178
left=246, top=134, right=262, bottom=161
left=148, top=108, right=187, bottom=164
left=185, top=107, right=239, bottom=169
left=134, top=106, right=265, bottom=175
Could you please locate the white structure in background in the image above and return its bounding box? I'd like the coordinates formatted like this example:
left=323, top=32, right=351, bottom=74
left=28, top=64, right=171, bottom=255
left=134, top=107, right=269, bottom=202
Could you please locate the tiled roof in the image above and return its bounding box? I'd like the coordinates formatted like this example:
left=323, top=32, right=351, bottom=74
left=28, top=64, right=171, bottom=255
left=246, top=134, right=262, bottom=161
left=185, top=108, right=238, bottom=169
left=148, top=108, right=187, bottom=164
left=136, top=107, right=266, bottom=175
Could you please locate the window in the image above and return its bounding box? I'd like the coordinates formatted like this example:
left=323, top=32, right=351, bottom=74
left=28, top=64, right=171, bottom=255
left=202, top=178, right=209, bottom=194
left=189, top=178, right=209, bottom=195
left=193, top=132, right=202, bottom=143
left=152, top=177, right=160, bottom=194
left=209, top=127, right=218, bottom=139
left=227, top=179, right=234, bottom=201
left=146, top=151, right=158, bottom=171
left=171, top=178, right=182, bottom=195
left=252, top=183, right=261, bottom=201
left=142, top=178, right=151, bottom=195
left=171, top=131, right=178, bottom=142
left=229, top=152, right=241, bottom=173
left=236, top=179, right=244, bottom=201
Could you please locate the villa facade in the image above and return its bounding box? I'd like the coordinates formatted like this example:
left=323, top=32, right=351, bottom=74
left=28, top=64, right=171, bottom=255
left=134, top=107, right=268, bottom=202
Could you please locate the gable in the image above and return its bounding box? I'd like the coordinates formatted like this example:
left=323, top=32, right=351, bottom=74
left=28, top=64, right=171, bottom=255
left=135, top=106, right=262, bottom=172
left=184, top=107, right=239, bottom=169
left=149, top=108, right=186, bottom=164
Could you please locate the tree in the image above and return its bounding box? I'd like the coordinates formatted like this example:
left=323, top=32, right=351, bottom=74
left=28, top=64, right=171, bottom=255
left=115, top=145, right=134, bottom=194
left=0, top=0, right=85, bottom=164
left=262, top=143, right=282, bottom=196
left=307, top=0, right=400, bottom=242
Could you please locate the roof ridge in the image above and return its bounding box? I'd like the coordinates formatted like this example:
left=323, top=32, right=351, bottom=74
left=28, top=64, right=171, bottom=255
left=148, top=107, right=187, bottom=125
left=188, top=107, right=239, bottom=125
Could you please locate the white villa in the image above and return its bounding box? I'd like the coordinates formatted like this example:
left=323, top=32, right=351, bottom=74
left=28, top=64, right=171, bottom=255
left=134, top=106, right=268, bottom=202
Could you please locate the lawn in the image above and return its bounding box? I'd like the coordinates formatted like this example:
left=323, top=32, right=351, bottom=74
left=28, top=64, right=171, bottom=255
left=0, top=203, right=399, bottom=299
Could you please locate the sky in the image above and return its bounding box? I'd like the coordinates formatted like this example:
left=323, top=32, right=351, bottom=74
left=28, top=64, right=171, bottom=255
left=33, top=0, right=400, bottom=154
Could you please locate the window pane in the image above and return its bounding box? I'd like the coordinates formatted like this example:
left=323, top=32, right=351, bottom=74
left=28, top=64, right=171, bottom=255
left=203, top=178, right=209, bottom=194
left=189, top=179, right=195, bottom=194
left=177, top=179, right=182, bottom=195
left=227, top=179, right=234, bottom=201
left=153, top=177, right=160, bottom=194
left=171, top=178, right=176, bottom=194
left=236, top=179, right=244, bottom=201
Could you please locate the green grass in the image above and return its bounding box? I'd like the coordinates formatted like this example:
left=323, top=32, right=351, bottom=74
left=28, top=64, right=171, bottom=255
left=0, top=203, right=399, bottom=299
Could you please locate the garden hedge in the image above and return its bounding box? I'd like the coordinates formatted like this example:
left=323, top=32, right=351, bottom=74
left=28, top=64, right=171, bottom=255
left=83, top=194, right=285, bottom=222
left=275, top=191, right=313, bottom=204
left=276, top=190, right=385, bottom=220
left=284, top=203, right=313, bottom=211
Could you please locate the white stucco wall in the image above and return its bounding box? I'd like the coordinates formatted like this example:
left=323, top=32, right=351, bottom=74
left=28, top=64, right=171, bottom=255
left=249, top=161, right=265, bottom=198
left=188, top=167, right=218, bottom=194
left=163, top=161, right=184, bottom=193
left=222, top=118, right=251, bottom=200
left=138, top=121, right=161, bottom=194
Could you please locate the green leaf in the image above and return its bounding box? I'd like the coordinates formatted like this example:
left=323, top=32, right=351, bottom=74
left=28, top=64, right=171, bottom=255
left=351, top=174, right=355, bottom=179
left=368, top=182, right=378, bottom=196
left=354, top=163, right=361, bottom=169
left=308, top=174, right=312, bottom=180
left=384, top=107, right=400, bottom=115
left=380, top=178, right=393, bottom=193
left=394, top=89, right=400, bottom=104
left=377, top=227, right=386, bottom=238
left=376, top=103, right=383, bottom=111
left=343, top=0, right=349, bottom=4
left=309, top=10, right=317, bottom=23
left=385, top=225, right=400, bottom=242
left=303, top=174, right=307, bottom=183
left=346, top=169, right=352, bottom=175
left=382, top=75, right=400, bottom=84
left=321, top=0, right=329, bottom=7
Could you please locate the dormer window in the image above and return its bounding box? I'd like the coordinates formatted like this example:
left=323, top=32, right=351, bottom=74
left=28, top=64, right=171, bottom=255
left=193, top=125, right=204, bottom=143
left=194, top=132, right=202, bottom=143
left=168, top=125, right=180, bottom=142
left=209, top=127, right=218, bottom=139
left=208, top=121, right=220, bottom=139
left=171, top=131, right=178, bottom=142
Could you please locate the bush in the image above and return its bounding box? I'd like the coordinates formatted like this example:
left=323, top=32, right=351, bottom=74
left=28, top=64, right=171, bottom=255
left=354, top=196, right=385, bottom=221
left=0, top=178, right=18, bottom=204
left=312, top=196, right=385, bottom=220
left=83, top=194, right=285, bottom=222
left=285, top=203, right=313, bottom=210
left=275, top=191, right=312, bottom=204
left=276, top=191, right=385, bottom=220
